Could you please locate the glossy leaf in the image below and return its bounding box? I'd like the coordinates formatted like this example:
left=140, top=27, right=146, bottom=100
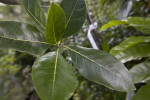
left=127, top=17, right=150, bottom=35
left=46, top=2, right=66, bottom=44
left=130, top=61, right=150, bottom=83
left=60, top=0, right=86, bottom=38
left=66, top=46, right=135, bottom=92
left=132, top=83, right=150, bottom=100
left=110, top=36, right=150, bottom=56
left=114, top=43, right=150, bottom=63
left=0, top=21, right=48, bottom=56
left=100, top=20, right=128, bottom=32
left=18, top=0, right=46, bottom=33
left=32, top=50, right=78, bottom=100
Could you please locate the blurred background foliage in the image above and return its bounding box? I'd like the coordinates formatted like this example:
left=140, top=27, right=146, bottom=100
left=0, top=0, right=150, bottom=100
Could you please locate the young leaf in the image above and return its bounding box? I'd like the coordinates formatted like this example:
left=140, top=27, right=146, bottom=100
left=66, top=46, right=135, bottom=92
left=127, top=17, right=150, bottom=35
left=60, top=0, right=86, bottom=38
left=18, top=0, right=46, bottom=33
left=0, top=21, right=48, bottom=56
left=32, top=50, right=78, bottom=100
left=115, top=43, right=150, bottom=63
left=130, top=61, right=150, bottom=83
left=46, top=2, right=66, bottom=44
left=110, top=36, right=150, bottom=56
left=100, top=20, right=128, bottom=32
left=132, top=83, right=150, bottom=100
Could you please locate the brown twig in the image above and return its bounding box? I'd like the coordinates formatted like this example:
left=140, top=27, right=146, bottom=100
left=0, top=0, right=19, bottom=5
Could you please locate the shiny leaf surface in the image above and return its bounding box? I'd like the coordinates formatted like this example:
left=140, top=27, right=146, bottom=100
left=32, top=50, right=78, bottom=100
left=0, top=21, right=48, bottom=56
left=46, top=2, right=66, bottom=44
left=66, top=46, right=135, bottom=92
left=115, top=43, right=150, bottom=63
left=110, top=36, right=150, bottom=56
left=18, top=0, right=46, bottom=33
left=132, top=83, right=150, bottom=100
left=130, top=61, right=150, bottom=83
left=60, top=0, right=86, bottom=38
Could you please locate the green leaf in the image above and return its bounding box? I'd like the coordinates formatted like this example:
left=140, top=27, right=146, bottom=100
left=130, top=61, right=150, bottom=83
left=100, top=20, right=128, bottom=32
left=46, top=2, right=66, bottom=44
left=18, top=0, right=46, bottom=33
left=110, top=36, right=150, bottom=56
left=132, top=83, right=150, bottom=100
left=127, top=17, right=150, bottom=34
left=100, top=17, right=150, bottom=34
left=66, top=46, right=135, bottom=92
left=32, top=49, right=78, bottom=100
left=0, top=21, right=48, bottom=56
left=114, top=43, right=150, bottom=63
left=60, top=0, right=86, bottom=38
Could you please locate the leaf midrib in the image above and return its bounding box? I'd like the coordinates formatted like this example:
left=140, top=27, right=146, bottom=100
left=65, top=46, right=125, bottom=82
left=65, top=0, right=78, bottom=28
left=0, top=35, right=50, bottom=45
left=18, top=0, right=46, bottom=31
left=52, top=48, right=59, bottom=99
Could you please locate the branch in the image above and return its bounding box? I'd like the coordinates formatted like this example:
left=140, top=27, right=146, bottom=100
left=0, top=0, right=19, bottom=5
left=87, top=11, right=102, bottom=50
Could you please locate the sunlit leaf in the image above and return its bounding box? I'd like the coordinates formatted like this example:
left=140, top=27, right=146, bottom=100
left=100, top=20, right=128, bottom=32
